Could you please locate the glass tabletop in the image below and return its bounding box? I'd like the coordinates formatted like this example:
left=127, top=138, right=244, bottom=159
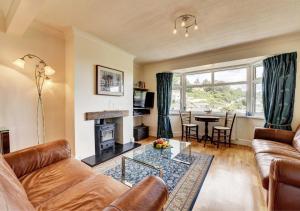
left=123, top=139, right=191, bottom=169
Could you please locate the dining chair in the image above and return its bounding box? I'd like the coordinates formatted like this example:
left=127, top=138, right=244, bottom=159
left=211, top=112, right=236, bottom=148
left=179, top=111, right=199, bottom=142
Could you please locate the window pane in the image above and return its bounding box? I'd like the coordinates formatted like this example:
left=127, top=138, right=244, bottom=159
left=214, top=68, right=247, bottom=84
left=186, top=72, right=211, bottom=86
left=185, top=85, right=247, bottom=113
left=172, top=74, right=181, bottom=87
left=186, top=87, right=213, bottom=111
left=171, top=89, right=181, bottom=111
left=255, top=66, right=264, bottom=79
left=213, top=84, right=247, bottom=113
left=255, top=83, right=263, bottom=113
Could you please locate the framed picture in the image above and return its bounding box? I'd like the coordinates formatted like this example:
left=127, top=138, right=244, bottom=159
left=96, top=65, right=124, bottom=96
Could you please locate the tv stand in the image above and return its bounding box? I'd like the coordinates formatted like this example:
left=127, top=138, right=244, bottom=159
left=134, top=124, right=149, bottom=141
left=133, top=107, right=150, bottom=116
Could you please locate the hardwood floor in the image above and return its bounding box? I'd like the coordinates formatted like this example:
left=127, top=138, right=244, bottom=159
left=139, top=137, right=267, bottom=211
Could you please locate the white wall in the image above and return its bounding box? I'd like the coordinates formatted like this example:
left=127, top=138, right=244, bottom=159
left=65, top=28, right=75, bottom=154
left=0, top=22, right=65, bottom=151
left=141, top=32, right=300, bottom=144
left=133, top=62, right=144, bottom=126
left=65, top=29, right=135, bottom=159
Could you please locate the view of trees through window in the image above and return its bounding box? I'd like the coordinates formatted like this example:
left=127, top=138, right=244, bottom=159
left=186, top=84, right=247, bottom=113
left=171, top=65, right=264, bottom=116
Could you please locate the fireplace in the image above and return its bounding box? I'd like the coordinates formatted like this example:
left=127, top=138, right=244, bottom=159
left=95, top=119, right=115, bottom=155
left=82, top=110, right=141, bottom=167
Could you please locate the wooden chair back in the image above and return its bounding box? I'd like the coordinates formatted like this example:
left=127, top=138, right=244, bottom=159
left=180, top=111, right=192, bottom=125
left=224, top=112, right=236, bottom=129
left=224, top=112, right=236, bottom=139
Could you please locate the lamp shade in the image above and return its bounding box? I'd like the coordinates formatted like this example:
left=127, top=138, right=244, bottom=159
left=44, top=66, right=55, bottom=76
left=13, top=58, right=25, bottom=69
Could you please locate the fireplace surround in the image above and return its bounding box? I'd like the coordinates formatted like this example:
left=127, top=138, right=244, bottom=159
left=82, top=110, right=141, bottom=166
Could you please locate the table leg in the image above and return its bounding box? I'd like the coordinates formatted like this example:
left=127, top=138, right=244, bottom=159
left=189, top=143, right=192, bottom=163
left=159, top=168, right=163, bottom=178
left=205, top=121, right=209, bottom=139
left=202, top=121, right=210, bottom=141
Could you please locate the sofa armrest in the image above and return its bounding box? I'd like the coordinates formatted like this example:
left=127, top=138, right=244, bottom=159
left=254, top=127, right=295, bottom=145
left=268, top=159, right=300, bottom=211
left=103, top=176, right=168, bottom=211
left=4, top=140, right=71, bottom=178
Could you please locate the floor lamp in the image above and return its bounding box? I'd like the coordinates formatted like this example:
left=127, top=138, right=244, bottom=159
left=13, top=54, right=55, bottom=144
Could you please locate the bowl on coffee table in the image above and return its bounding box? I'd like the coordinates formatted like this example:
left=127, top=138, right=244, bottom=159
left=153, top=138, right=171, bottom=149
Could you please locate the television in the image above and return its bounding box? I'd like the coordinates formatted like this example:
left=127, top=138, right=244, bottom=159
left=133, top=90, right=154, bottom=108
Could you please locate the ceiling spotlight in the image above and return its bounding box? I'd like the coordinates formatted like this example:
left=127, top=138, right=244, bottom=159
left=173, top=14, right=198, bottom=37
left=185, top=28, right=189, bottom=38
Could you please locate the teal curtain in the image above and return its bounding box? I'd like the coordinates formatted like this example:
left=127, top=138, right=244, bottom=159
left=156, top=72, right=173, bottom=138
left=263, top=52, right=297, bottom=130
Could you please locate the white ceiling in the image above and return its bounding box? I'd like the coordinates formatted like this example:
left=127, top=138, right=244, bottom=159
left=1, top=0, right=300, bottom=63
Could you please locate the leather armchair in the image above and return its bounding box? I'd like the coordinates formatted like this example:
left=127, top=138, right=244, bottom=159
left=269, top=159, right=300, bottom=211
left=252, top=126, right=300, bottom=211
left=254, top=127, right=295, bottom=145
left=103, top=176, right=168, bottom=211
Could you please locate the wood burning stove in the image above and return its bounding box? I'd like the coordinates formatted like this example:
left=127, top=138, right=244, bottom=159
left=95, top=119, right=115, bottom=155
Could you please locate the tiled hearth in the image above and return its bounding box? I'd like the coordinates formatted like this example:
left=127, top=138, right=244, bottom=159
left=82, top=142, right=140, bottom=167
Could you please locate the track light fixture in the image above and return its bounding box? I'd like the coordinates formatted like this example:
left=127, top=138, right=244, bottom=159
left=173, top=14, right=198, bottom=38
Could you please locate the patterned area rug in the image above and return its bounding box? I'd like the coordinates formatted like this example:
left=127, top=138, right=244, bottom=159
left=93, top=149, right=213, bottom=211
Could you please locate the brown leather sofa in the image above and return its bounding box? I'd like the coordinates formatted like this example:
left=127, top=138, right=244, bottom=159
left=252, top=126, right=300, bottom=211
left=0, top=140, right=168, bottom=211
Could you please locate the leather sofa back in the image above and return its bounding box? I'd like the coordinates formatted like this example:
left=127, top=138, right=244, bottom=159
left=0, top=155, right=35, bottom=210
left=4, top=140, right=71, bottom=178
left=293, top=126, right=300, bottom=152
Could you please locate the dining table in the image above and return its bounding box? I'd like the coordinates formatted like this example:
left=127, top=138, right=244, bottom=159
left=194, top=115, right=220, bottom=141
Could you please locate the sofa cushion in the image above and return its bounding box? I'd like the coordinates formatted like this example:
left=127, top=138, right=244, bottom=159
left=20, top=158, right=95, bottom=207
left=36, top=174, right=129, bottom=211
left=4, top=140, right=71, bottom=178
left=293, top=127, right=300, bottom=152
left=252, top=139, right=300, bottom=159
left=255, top=152, right=300, bottom=189
left=0, top=155, right=35, bottom=210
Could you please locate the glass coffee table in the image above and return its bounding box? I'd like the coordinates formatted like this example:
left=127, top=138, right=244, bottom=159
left=121, top=139, right=191, bottom=186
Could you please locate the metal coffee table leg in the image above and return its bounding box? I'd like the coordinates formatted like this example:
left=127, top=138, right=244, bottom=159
left=121, top=156, right=125, bottom=183
left=121, top=156, right=163, bottom=187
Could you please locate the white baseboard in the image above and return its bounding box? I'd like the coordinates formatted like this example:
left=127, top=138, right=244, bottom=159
left=151, top=130, right=252, bottom=147
left=232, top=139, right=252, bottom=147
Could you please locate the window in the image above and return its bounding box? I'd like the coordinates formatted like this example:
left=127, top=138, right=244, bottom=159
left=185, top=68, right=247, bottom=113
left=186, top=72, right=211, bottom=85
left=170, top=74, right=182, bottom=111
left=253, top=65, right=264, bottom=115
left=170, top=64, right=264, bottom=116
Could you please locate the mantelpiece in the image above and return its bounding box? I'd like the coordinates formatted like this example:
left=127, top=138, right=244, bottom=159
left=85, top=110, right=129, bottom=120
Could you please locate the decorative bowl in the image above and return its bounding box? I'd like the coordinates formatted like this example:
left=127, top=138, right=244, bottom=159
left=153, top=138, right=171, bottom=149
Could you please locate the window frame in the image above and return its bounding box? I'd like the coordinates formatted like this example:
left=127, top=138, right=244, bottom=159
left=170, top=73, right=183, bottom=111
left=251, top=63, right=264, bottom=116
left=170, top=63, right=264, bottom=117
